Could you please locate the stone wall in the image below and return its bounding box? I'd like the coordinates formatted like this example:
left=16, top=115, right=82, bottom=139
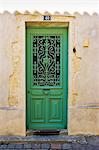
left=0, top=11, right=99, bottom=135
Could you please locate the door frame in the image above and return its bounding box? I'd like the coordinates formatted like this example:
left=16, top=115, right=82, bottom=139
left=11, top=12, right=75, bottom=135
left=26, top=22, right=69, bottom=131
left=18, top=16, right=75, bottom=135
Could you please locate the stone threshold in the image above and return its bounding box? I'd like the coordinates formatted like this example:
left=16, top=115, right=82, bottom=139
left=0, top=135, right=88, bottom=144
left=26, top=129, right=68, bottom=136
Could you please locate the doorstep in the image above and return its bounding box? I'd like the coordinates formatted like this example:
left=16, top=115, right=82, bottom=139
left=26, top=129, right=68, bottom=136
left=0, top=135, right=88, bottom=144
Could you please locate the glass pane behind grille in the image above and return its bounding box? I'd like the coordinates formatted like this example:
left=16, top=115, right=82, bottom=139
left=32, top=35, right=61, bottom=86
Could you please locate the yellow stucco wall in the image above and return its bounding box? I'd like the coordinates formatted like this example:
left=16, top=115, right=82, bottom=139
left=0, top=11, right=99, bottom=135
left=69, top=13, right=99, bottom=135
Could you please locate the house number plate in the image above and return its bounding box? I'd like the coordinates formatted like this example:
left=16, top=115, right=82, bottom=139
left=43, top=15, right=51, bottom=20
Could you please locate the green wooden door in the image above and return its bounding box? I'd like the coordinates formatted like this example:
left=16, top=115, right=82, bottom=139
left=26, top=27, right=68, bottom=129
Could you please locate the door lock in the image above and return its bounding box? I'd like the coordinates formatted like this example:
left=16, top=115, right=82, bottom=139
left=43, top=89, right=50, bottom=95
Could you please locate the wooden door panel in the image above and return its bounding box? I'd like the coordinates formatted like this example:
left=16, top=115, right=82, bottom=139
left=47, top=97, right=63, bottom=123
left=26, top=27, right=68, bottom=129
left=30, top=97, right=45, bottom=123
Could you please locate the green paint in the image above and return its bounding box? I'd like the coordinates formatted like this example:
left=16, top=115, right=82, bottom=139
left=26, top=27, right=68, bottom=129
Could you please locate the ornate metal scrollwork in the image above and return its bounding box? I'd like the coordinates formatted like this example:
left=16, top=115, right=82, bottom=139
left=32, top=35, right=60, bottom=86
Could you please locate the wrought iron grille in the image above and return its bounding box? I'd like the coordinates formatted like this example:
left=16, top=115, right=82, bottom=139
left=32, top=35, right=61, bottom=86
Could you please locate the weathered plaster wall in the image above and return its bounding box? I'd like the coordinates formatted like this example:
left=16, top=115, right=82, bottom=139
left=68, top=13, right=99, bottom=135
left=0, top=11, right=99, bottom=135
left=0, top=12, right=25, bottom=135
